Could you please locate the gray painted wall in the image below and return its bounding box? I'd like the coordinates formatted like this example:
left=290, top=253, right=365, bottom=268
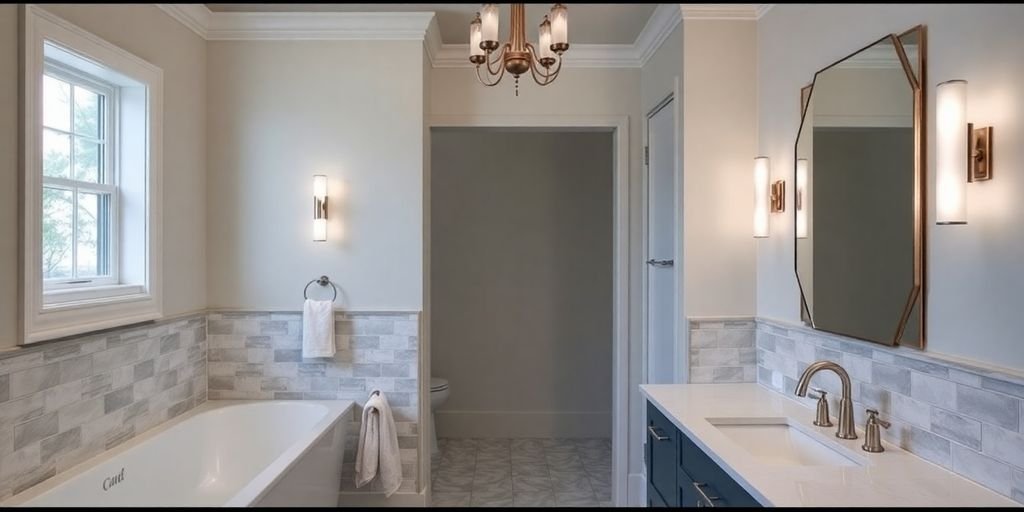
left=430, top=129, right=613, bottom=438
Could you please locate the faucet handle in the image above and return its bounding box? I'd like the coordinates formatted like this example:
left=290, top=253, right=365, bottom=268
left=809, top=388, right=833, bottom=427
left=865, top=409, right=892, bottom=428
left=862, top=409, right=890, bottom=453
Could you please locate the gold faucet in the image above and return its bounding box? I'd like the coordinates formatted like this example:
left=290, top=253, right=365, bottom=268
left=794, top=361, right=858, bottom=439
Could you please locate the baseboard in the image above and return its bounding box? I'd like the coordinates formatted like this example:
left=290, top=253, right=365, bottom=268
left=628, top=472, right=647, bottom=507
left=435, top=410, right=612, bottom=438
left=338, top=490, right=427, bottom=507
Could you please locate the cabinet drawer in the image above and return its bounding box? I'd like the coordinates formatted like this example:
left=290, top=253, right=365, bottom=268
left=679, top=431, right=761, bottom=508
left=646, top=402, right=679, bottom=507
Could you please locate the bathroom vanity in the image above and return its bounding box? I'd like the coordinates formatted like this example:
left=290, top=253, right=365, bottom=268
left=641, top=384, right=1018, bottom=508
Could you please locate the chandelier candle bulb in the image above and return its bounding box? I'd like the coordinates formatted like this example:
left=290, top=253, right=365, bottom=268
left=539, top=16, right=554, bottom=63
left=470, top=13, right=484, bottom=58
left=481, top=4, right=499, bottom=45
left=550, top=4, right=568, bottom=51
left=753, top=157, right=770, bottom=238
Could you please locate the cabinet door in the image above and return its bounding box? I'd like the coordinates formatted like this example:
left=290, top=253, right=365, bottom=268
left=648, top=483, right=668, bottom=508
left=646, top=403, right=679, bottom=507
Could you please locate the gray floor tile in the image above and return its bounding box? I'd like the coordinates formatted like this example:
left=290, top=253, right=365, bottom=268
left=471, top=488, right=514, bottom=507
left=512, top=461, right=549, bottom=476
left=434, top=437, right=610, bottom=508
left=434, top=464, right=476, bottom=480
left=551, top=471, right=593, bottom=493
left=431, top=492, right=471, bottom=507
left=556, top=491, right=600, bottom=507
left=513, top=492, right=556, bottom=507
left=513, top=475, right=553, bottom=493
left=433, top=473, right=474, bottom=493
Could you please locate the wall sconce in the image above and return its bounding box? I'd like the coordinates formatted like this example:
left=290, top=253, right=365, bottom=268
left=313, top=175, right=328, bottom=241
left=936, top=79, right=994, bottom=225
left=753, top=157, right=770, bottom=238
left=796, top=158, right=808, bottom=239
left=770, top=180, right=786, bottom=213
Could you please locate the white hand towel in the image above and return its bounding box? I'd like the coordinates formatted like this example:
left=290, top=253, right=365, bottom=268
left=355, top=390, right=402, bottom=497
left=301, top=299, right=335, bottom=359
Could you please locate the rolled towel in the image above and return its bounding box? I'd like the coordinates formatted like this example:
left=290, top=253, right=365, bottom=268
left=355, top=390, right=402, bottom=497
left=301, top=299, right=335, bottom=358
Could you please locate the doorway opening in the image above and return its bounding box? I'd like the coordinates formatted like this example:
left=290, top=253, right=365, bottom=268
left=427, top=119, right=629, bottom=507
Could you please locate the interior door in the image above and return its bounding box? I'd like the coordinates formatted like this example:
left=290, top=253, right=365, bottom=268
left=646, top=97, right=677, bottom=385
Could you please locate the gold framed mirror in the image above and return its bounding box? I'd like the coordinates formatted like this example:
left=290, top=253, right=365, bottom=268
left=794, top=25, right=927, bottom=348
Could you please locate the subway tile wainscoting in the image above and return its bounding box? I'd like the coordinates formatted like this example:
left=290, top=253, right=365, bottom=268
left=688, top=318, right=757, bottom=383
left=755, top=317, right=1024, bottom=504
left=0, top=313, right=208, bottom=500
left=205, top=311, right=421, bottom=499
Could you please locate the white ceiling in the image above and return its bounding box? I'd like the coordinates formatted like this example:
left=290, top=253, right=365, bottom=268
left=205, top=3, right=659, bottom=45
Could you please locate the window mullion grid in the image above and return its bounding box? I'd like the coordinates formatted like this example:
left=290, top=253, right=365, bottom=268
left=69, top=84, right=79, bottom=281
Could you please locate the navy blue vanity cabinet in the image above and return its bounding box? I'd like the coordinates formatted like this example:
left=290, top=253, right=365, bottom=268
left=646, top=402, right=679, bottom=507
left=647, top=401, right=762, bottom=508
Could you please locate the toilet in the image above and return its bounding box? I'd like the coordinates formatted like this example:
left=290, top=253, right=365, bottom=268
left=429, top=377, right=450, bottom=456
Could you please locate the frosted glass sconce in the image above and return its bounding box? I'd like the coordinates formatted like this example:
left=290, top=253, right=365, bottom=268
left=313, top=175, right=328, bottom=241
left=753, top=157, right=770, bottom=238
left=936, top=79, right=993, bottom=225
left=796, top=158, right=808, bottom=239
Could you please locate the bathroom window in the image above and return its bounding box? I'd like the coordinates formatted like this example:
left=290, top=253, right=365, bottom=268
left=22, top=6, right=164, bottom=344
left=40, top=66, right=118, bottom=290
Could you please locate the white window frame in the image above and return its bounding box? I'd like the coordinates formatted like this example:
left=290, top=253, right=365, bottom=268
left=40, top=62, right=120, bottom=291
left=22, top=5, right=163, bottom=344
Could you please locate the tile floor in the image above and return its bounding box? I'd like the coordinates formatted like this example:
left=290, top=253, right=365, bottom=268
left=430, top=437, right=613, bottom=507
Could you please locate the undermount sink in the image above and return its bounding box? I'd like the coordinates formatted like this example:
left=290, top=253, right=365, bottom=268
left=707, top=417, right=863, bottom=467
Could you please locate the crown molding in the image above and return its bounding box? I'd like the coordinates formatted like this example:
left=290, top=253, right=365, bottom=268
left=205, top=12, right=435, bottom=41
left=680, top=4, right=773, bottom=20
left=424, top=15, right=443, bottom=66
left=155, top=4, right=767, bottom=68
left=635, top=3, right=682, bottom=66
left=156, top=4, right=210, bottom=39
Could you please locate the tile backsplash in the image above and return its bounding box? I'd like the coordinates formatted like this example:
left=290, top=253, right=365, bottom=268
left=0, top=313, right=207, bottom=500
left=205, top=310, right=421, bottom=498
left=688, top=317, right=757, bottom=384
left=755, top=317, right=1024, bottom=503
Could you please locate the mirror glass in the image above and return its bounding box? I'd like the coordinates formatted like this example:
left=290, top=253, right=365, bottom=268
left=795, top=27, right=925, bottom=347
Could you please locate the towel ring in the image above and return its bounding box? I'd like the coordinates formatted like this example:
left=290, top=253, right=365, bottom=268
left=303, top=275, right=338, bottom=302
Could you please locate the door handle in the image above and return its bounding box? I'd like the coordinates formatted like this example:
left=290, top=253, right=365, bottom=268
left=646, top=259, right=674, bottom=267
left=693, top=482, right=720, bottom=507
left=647, top=425, right=669, bottom=441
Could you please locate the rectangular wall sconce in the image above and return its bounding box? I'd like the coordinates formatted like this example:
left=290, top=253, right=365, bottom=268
left=936, top=79, right=994, bottom=225
left=753, top=157, right=770, bottom=238
left=796, top=158, right=808, bottom=239
left=313, top=175, right=328, bottom=241
left=770, top=180, right=786, bottom=213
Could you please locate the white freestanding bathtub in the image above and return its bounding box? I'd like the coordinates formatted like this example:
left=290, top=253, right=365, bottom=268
left=3, top=400, right=353, bottom=507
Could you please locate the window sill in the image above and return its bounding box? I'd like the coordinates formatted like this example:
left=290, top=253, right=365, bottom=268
left=43, top=283, right=147, bottom=309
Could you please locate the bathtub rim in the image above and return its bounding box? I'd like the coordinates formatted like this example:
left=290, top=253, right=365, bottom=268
left=2, top=399, right=354, bottom=507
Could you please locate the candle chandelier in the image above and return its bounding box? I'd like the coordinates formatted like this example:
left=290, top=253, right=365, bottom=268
left=468, top=3, right=569, bottom=95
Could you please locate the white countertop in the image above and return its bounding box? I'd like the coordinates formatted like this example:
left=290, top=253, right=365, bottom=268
left=641, top=383, right=1019, bottom=508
